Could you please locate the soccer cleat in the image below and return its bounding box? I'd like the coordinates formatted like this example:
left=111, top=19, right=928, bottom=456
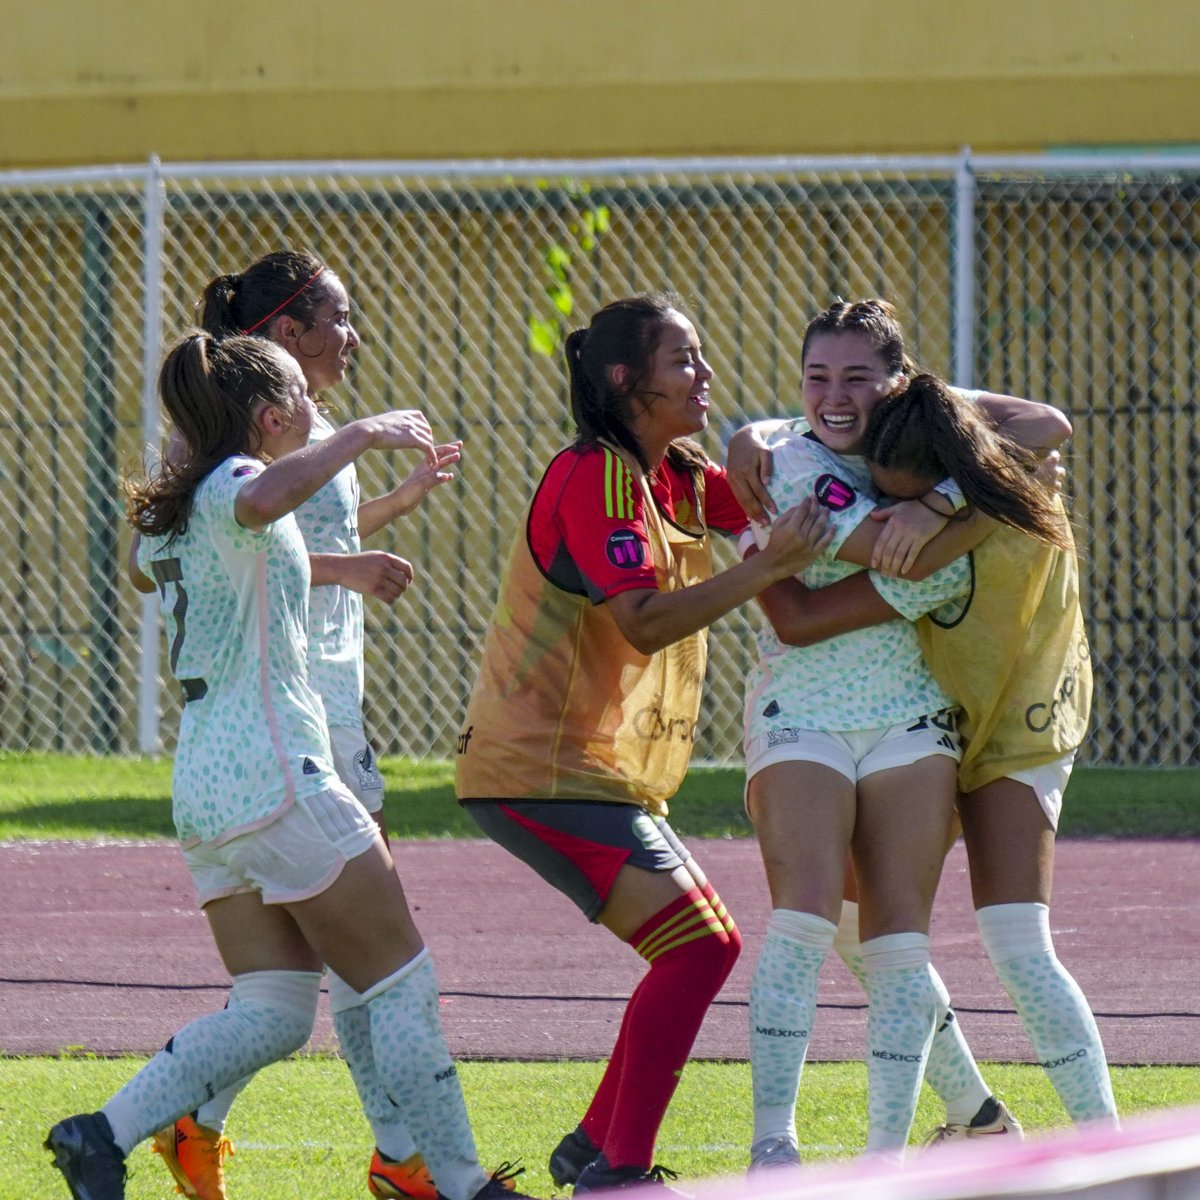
left=368, top=1149, right=438, bottom=1200
left=465, top=1162, right=532, bottom=1200
left=150, top=1115, right=234, bottom=1199
left=45, top=1111, right=127, bottom=1200
left=548, top=1125, right=599, bottom=1187
left=924, top=1097, right=1025, bottom=1147
left=748, top=1134, right=801, bottom=1172
left=574, top=1153, right=689, bottom=1195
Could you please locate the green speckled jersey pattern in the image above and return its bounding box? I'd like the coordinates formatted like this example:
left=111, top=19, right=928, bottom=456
left=293, top=413, right=365, bottom=730
left=744, top=425, right=963, bottom=739
left=138, top=455, right=336, bottom=845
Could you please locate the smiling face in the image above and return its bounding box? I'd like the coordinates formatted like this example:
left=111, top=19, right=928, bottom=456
left=276, top=275, right=360, bottom=394
left=801, top=330, right=905, bottom=455
left=627, top=311, right=714, bottom=454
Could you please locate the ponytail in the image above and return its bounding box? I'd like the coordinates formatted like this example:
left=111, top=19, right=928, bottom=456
left=199, top=273, right=241, bottom=336
left=196, top=250, right=328, bottom=340
left=864, top=374, right=1072, bottom=550
left=125, top=332, right=299, bottom=540
left=564, top=327, right=595, bottom=439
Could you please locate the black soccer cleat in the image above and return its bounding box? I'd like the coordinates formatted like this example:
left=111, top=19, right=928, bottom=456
left=573, top=1153, right=690, bottom=1196
left=45, top=1111, right=127, bottom=1200
left=456, top=1161, right=541, bottom=1200
left=549, top=1125, right=600, bottom=1188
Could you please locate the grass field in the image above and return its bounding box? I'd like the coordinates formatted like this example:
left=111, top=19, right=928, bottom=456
left=2, top=753, right=1199, bottom=840
left=6, top=754, right=1199, bottom=1196
left=10, top=1058, right=1196, bottom=1199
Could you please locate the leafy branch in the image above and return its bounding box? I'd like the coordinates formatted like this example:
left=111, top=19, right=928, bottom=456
left=527, top=180, right=611, bottom=357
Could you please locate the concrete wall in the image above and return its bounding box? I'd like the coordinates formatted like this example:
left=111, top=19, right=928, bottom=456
left=3, top=1, right=1197, bottom=166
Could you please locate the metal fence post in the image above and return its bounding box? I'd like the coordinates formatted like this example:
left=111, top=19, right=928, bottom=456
left=952, top=145, right=977, bottom=388
left=82, top=201, right=120, bottom=752
left=137, top=156, right=165, bottom=754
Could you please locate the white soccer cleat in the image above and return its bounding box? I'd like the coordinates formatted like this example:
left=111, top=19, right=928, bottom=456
left=924, top=1098, right=1024, bottom=1147
left=749, top=1134, right=802, bottom=1172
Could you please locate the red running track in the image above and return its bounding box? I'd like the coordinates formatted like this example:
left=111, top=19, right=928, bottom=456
left=1, top=837, right=1196, bottom=1065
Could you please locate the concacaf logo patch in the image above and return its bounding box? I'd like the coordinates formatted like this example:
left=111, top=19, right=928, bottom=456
left=606, top=529, right=645, bottom=568
left=814, top=473, right=856, bottom=511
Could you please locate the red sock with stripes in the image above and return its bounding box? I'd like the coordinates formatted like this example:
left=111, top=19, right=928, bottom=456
left=580, top=887, right=741, bottom=1170
left=699, top=879, right=738, bottom=937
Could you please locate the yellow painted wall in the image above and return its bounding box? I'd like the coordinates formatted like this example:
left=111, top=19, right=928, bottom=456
left=4, top=1, right=1198, bottom=166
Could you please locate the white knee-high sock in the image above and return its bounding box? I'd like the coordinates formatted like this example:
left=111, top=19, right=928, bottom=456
left=749, top=909, right=836, bottom=1146
left=102, top=970, right=321, bottom=1155
left=193, top=973, right=286, bottom=1132
left=863, top=934, right=940, bottom=1158
left=924, top=1001, right=993, bottom=1125
left=192, top=1078, right=253, bottom=1132
left=977, top=903, right=1118, bottom=1126
left=327, top=970, right=419, bottom=1162
left=364, top=950, right=489, bottom=1200
left=834, top=902, right=991, bottom=1125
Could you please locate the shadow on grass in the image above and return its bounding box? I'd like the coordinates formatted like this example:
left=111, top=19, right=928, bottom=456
left=0, top=763, right=1195, bottom=841
left=0, top=795, right=177, bottom=840
left=0, top=793, right=485, bottom=841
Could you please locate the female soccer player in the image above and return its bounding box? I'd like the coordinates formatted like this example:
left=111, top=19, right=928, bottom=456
left=137, top=250, right=460, bottom=1200
left=746, top=372, right=1118, bottom=1138
left=724, top=298, right=1062, bottom=1167
left=455, top=292, right=831, bottom=1192
left=46, top=333, right=531, bottom=1200
left=727, top=306, right=1076, bottom=1154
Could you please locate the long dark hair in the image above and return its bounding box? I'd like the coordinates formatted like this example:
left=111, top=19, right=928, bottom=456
left=125, top=333, right=301, bottom=541
left=863, top=373, right=1072, bottom=549
left=199, top=249, right=331, bottom=338
left=564, top=291, right=708, bottom=474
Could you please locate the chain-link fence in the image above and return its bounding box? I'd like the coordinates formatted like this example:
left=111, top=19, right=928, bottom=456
left=1, top=153, right=1197, bottom=766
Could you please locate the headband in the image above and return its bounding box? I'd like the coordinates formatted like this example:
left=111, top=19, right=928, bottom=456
left=240, top=266, right=326, bottom=335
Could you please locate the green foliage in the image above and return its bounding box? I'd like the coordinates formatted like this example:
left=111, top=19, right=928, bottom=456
left=525, top=179, right=612, bottom=357
left=6, top=1056, right=1194, bottom=1198
left=527, top=315, right=561, bottom=358
left=0, top=753, right=1198, bottom=841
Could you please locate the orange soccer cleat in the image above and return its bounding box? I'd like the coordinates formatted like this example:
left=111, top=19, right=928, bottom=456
left=368, top=1149, right=439, bottom=1200
left=151, top=1115, right=234, bottom=1200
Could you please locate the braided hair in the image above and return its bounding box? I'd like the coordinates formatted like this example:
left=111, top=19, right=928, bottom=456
left=801, top=297, right=918, bottom=378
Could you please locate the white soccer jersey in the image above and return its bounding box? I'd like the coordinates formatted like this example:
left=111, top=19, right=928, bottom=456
left=292, top=413, right=365, bottom=731
left=139, top=455, right=337, bottom=845
left=743, top=423, right=968, bottom=740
